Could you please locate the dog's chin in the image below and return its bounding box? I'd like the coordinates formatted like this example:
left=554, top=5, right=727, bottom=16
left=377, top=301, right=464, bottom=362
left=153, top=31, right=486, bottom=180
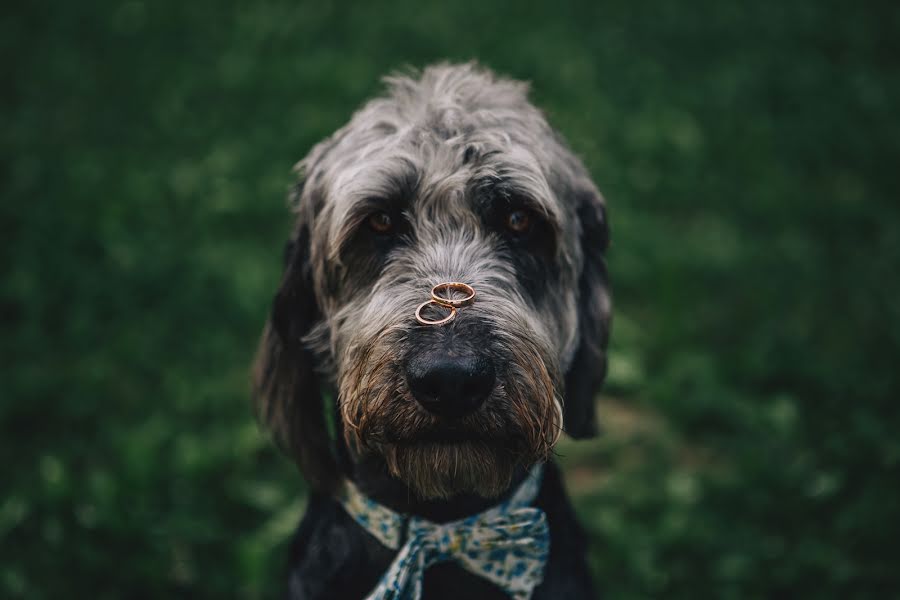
left=382, top=440, right=522, bottom=500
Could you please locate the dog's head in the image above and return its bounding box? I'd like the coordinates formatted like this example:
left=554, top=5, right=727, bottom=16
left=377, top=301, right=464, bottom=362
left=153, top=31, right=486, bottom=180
left=254, top=63, right=610, bottom=499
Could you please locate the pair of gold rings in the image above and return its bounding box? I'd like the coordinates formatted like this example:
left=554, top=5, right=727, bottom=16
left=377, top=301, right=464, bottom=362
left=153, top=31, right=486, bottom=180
left=414, top=282, right=476, bottom=326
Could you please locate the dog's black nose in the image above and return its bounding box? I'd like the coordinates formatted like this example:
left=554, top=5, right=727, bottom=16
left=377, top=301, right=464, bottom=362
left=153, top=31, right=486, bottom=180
left=405, top=351, right=495, bottom=418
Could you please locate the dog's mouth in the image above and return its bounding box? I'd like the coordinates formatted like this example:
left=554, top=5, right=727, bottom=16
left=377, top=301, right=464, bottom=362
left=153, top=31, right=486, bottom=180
left=399, top=429, right=475, bottom=445
left=383, top=414, right=524, bottom=446
left=393, top=433, right=521, bottom=451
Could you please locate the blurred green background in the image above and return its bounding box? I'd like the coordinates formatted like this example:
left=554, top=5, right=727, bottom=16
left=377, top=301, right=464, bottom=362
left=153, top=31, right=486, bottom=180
left=3, top=1, right=899, bottom=598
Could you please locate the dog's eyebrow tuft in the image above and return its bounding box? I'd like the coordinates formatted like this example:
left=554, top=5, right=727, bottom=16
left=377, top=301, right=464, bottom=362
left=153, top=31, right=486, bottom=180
left=328, top=160, right=420, bottom=261
left=470, top=175, right=562, bottom=233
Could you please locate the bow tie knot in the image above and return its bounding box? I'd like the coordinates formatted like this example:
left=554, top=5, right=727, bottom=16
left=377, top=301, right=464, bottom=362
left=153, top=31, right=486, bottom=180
left=407, top=521, right=463, bottom=564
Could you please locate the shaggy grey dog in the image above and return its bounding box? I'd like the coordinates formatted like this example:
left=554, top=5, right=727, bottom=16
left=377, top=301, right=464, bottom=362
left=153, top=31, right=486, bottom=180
left=254, top=62, right=610, bottom=599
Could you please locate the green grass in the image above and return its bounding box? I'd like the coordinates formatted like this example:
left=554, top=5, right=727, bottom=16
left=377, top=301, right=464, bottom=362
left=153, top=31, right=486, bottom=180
left=3, top=0, right=899, bottom=597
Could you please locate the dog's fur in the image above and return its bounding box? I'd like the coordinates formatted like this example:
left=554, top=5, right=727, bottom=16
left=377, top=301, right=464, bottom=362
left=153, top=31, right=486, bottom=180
left=253, top=63, right=610, bottom=599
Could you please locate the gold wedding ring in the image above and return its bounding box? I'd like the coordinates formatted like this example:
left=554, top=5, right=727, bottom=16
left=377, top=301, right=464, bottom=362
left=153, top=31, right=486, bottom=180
left=430, top=282, right=476, bottom=308
left=414, top=300, right=457, bottom=326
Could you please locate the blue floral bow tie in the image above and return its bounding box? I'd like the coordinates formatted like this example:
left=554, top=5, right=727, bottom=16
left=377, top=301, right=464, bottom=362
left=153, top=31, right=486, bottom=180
left=339, top=464, right=549, bottom=600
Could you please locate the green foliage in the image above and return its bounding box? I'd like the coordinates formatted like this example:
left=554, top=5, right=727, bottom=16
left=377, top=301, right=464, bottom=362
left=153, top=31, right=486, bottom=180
left=3, top=0, right=899, bottom=597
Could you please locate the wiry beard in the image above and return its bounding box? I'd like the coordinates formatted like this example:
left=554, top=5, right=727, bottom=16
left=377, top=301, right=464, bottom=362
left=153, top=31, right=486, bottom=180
left=383, top=441, right=518, bottom=499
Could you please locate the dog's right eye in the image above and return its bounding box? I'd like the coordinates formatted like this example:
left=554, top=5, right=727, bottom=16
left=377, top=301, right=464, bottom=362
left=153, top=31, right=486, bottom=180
left=368, top=211, right=394, bottom=234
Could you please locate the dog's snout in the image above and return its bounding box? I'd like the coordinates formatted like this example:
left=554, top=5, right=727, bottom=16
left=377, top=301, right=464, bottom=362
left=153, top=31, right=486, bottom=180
left=405, top=351, right=495, bottom=418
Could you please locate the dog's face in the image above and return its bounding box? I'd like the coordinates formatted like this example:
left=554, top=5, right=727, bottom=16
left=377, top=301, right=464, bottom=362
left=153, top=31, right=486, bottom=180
left=254, top=64, right=610, bottom=499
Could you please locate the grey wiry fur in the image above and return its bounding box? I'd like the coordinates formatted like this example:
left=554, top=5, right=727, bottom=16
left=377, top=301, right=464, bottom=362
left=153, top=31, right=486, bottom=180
left=254, top=62, right=611, bottom=499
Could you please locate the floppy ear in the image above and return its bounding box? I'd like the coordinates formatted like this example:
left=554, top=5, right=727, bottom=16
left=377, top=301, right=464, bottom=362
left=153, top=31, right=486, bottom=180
left=252, top=190, right=339, bottom=492
left=563, top=188, right=611, bottom=438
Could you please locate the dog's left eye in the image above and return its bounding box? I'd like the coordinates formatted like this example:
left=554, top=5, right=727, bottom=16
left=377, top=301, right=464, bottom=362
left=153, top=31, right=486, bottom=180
left=506, top=209, right=532, bottom=234
left=368, top=211, right=394, bottom=234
